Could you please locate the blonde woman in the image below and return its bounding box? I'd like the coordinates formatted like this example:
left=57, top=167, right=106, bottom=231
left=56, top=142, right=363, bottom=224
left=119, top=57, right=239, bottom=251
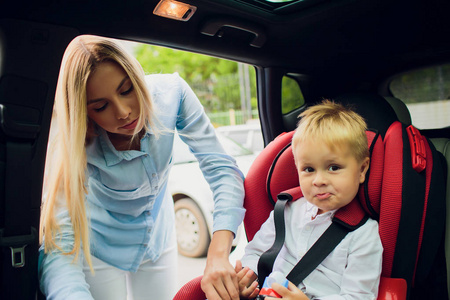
left=39, top=35, right=245, bottom=300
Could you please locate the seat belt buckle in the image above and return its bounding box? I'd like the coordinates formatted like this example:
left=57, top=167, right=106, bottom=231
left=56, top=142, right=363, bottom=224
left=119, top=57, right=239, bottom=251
left=0, top=227, right=37, bottom=268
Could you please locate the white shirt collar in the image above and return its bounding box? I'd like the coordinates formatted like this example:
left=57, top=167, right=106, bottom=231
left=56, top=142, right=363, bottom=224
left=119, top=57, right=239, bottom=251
left=305, top=200, right=337, bottom=220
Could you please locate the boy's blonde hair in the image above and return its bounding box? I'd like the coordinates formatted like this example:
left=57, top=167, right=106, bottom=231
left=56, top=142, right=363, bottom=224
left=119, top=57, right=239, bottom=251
left=292, top=100, right=369, bottom=162
left=40, top=35, right=158, bottom=271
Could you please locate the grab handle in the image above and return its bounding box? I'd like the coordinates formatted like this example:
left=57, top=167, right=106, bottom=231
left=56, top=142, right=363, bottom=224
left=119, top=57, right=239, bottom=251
left=200, top=18, right=267, bottom=48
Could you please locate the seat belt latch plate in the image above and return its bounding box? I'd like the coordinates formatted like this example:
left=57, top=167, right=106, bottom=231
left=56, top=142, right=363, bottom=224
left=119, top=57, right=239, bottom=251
left=9, top=245, right=27, bottom=268
left=0, top=227, right=37, bottom=268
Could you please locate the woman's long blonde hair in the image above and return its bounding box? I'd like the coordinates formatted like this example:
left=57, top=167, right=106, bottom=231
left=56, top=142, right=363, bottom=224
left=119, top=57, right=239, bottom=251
left=39, top=35, right=157, bottom=270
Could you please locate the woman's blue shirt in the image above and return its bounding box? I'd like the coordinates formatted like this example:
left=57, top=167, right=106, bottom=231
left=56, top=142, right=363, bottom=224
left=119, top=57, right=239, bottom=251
left=39, top=73, right=245, bottom=299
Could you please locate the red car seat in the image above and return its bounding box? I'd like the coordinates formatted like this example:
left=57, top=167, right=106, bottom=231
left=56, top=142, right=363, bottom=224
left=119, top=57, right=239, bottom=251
left=174, top=95, right=447, bottom=300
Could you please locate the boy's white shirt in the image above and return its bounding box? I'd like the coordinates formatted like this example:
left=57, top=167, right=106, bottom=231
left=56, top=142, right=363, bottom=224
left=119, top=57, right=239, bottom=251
left=241, top=197, right=383, bottom=300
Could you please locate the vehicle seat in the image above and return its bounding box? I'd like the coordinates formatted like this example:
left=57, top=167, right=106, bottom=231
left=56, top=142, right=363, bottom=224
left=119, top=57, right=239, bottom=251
left=427, top=137, right=450, bottom=295
left=381, top=94, right=450, bottom=296
left=382, top=94, right=450, bottom=297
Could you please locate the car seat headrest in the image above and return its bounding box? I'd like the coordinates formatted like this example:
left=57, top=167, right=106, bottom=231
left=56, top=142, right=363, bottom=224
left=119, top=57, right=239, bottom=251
left=383, top=96, right=412, bottom=125
left=335, top=93, right=398, bottom=137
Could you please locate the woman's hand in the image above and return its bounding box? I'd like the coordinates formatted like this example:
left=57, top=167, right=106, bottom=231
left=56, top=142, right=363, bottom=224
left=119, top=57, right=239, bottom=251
left=201, top=230, right=240, bottom=300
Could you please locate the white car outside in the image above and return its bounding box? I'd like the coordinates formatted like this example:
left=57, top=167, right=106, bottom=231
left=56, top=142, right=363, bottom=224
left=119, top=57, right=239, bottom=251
left=169, top=128, right=261, bottom=257
left=216, top=121, right=264, bottom=154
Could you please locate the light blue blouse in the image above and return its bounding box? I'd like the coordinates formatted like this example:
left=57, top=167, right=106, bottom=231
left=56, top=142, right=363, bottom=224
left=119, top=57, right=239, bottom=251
left=39, top=73, right=246, bottom=299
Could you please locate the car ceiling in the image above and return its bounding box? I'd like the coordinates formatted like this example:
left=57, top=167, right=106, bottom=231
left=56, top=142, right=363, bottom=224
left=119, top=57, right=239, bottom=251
left=2, top=0, right=450, bottom=81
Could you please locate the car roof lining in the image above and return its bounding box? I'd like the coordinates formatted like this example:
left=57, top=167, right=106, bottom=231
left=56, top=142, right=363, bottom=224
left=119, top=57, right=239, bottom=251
left=2, top=0, right=450, bottom=141
left=2, top=0, right=450, bottom=82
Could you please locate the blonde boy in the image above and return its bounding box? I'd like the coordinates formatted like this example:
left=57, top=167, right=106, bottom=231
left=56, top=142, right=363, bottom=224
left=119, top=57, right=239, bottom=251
left=236, top=100, right=383, bottom=300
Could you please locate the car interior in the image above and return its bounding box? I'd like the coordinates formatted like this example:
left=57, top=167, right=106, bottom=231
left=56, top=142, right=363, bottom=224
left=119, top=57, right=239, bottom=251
left=0, top=0, right=449, bottom=299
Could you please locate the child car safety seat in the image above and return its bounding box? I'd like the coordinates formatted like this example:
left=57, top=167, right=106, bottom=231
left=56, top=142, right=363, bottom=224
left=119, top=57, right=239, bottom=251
left=386, top=93, right=450, bottom=298
left=174, top=94, right=447, bottom=300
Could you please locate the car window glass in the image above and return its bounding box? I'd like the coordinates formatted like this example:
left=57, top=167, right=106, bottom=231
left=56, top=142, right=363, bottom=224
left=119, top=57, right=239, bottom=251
left=132, top=43, right=259, bottom=126
left=130, top=40, right=263, bottom=153
left=127, top=41, right=261, bottom=271
left=389, top=64, right=450, bottom=129
left=281, top=75, right=305, bottom=114
left=173, top=132, right=253, bottom=165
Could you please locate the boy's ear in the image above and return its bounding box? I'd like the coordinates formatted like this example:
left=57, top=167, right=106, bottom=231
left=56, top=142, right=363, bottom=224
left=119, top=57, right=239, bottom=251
left=359, top=157, right=370, bottom=184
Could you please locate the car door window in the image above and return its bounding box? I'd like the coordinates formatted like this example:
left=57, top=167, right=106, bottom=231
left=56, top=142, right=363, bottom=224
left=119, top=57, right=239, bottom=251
left=389, top=64, right=450, bottom=129
left=130, top=41, right=261, bottom=261
left=281, top=75, right=305, bottom=115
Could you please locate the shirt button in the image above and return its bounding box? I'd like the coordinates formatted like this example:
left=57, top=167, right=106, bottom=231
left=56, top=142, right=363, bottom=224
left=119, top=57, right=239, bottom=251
left=154, top=186, right=158, bottom=190
left=152, top=173, right=156, bottom=177
left=143, top=244, right=148, bottom=247
left=147, top=228, right=151, bottom=233
left=305, top=225, right=311, bottom=231
left=146, top=211, right=151, bottom=216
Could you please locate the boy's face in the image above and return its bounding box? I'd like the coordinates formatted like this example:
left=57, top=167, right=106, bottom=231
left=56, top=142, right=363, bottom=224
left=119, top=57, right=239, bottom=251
left=294, top=139, right=369, bottom=215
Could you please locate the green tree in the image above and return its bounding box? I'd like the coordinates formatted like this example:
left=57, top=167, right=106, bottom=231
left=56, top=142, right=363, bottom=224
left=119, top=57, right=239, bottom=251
left=134, top=44, right=257, bottom=113
left=134, top=44, right=237, bottom=82
left=281, top=75, right=304, bottom=114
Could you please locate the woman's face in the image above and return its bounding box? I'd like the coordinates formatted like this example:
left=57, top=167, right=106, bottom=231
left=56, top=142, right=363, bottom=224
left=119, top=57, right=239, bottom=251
left=86, top=61, right=142, bottom=136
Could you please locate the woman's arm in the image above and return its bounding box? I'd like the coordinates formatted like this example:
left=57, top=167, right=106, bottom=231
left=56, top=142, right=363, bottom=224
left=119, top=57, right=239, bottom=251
left=39, top=210, right=94, bottom=300
left=175, top=74, right=246, bottom=236
left=39, top=249, right=93, bottom=300
left=201, top=230, right=240, bottom=300
left=173, top=74, right=246, bottom=299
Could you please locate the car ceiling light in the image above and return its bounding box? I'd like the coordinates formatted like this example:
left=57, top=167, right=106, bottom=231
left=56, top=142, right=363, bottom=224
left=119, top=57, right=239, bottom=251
left=153, top=0, right=197, bottom=21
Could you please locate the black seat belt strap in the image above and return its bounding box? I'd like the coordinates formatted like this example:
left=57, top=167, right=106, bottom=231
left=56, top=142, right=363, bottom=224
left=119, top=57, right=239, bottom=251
left=286, top=222, right=349, bottom=285
left=257, top=193, right=290, bottom=285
